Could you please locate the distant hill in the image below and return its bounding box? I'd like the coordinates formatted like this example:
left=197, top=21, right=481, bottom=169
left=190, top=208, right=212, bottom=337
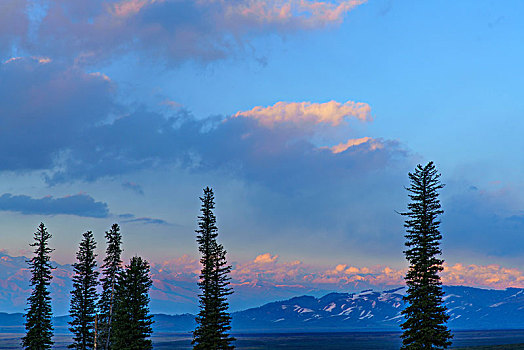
left=229, top=286, right=524, bottom=332
left=2, top=286, right=522, bottom=334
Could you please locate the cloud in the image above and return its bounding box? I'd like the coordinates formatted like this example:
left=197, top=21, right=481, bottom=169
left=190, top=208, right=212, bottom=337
left=0, top=0, right=29, bottom=52
left=329, top=137, right=384, bottom=154
left=217, top=0, right=367, bottom=31
left=441, top=184, right=524, bottom=258
left=38, top=100, right=402, bottom=190
left=122, top=181, right=144, bottom=195
left=0, top=193, right=109, bottom=218
left=0, top=54, right=408, bottom=257
left=0, top=57, right=116, bottom=171
left=147, top=253, right=523, bottom=312
left=253, top=253, right=279, bottom=264
left=0, top=67, right=404, bottom=248
left=442, top=263, right=524, bottom=290
left=117, top=212, right=170, bottom=225
left=121, top=217, right=169, bottom=225
left=232, top=100, right=371, bottom=128
left=2, top=250, right=521, bottom=314
left=233, top=254, right=307, bottom=286
left=317, top=261, right=524, bottom=290
left=4, top=0, right=367, bottom=65
left=239, top=254, right=524, bottom=290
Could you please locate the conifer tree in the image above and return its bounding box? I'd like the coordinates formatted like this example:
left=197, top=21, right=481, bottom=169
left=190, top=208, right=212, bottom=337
left=97, top=223, right=123, bottom=350
left=111, top=256, right=154, bottom=350
left=22, top=222, right=55, bottom=350
left=192, top=187, right=235, bottom=350
left=69, top=231, right=99, bottom=350
left=400, top=162, right=453, bottom=349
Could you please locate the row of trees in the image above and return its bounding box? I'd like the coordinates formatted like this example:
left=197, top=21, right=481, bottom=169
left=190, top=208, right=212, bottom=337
left=21, top=163, right=452, bottom=349
left=69, top=225, right=154, bottom=350
left=21, top=223, right=154, bottom=350
left=21, top=187, right=235, bottom=350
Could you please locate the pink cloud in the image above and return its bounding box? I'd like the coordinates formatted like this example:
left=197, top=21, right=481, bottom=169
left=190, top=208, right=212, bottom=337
left=441, top=263, right=524, bottom=289
left=232, top=100, right=371, bottom=128
left=221, top=0, right=367, bottom=29
left=253, top=252, right=279, bottom=264
left=328, top=137, right=385, bottom=154
left=112, top=0, right=158, bottom=17
left=232, top=254, right=306, bottom=286
left=149, top=253, right=524, bottom=295
left=2, top=251, right=522, bottom=314
left=5, top=0, right=367, bottom=65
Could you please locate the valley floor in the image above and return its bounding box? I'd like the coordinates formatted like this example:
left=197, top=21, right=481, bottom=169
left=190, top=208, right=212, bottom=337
left=0, top=330, right=523, bottom=349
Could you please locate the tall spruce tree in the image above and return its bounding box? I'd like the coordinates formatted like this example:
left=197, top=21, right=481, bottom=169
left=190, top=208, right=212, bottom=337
left=111, top=256, right=154, bottom=350
left=192, top=187, right=235, bottom=350
left=97, top=223, right=123, bottom=350
left=22, top=223, right=55, bottom=350
left=69, top=231, right=99, bottom=350
left=400, top=162, right=453, bottom=349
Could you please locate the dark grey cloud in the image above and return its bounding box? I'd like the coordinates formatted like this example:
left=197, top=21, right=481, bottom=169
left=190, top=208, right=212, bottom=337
left=43, top=108, right=407, bottom=191
left=0, top=57, right=116, bottom=171
left=36, top=106, right=412, bottom=258
left=121, top=217, right=169, bottom=225
left=441, top=185, right=524, bottom=258
left=0, top=193, right=109, bottom=218
left=0, top=57, right=409, bottom=247
left=118, top=213, right=169, bottom=225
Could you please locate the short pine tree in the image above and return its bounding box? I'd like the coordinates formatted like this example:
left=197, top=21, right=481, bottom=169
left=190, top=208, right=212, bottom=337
left=21, top=223, right=55, bottom=350
left=69, top=231, right=99, bottom=350
left=111, top=256, right=154, bottom=350
left=192, top=187, right=235, bottom=350
left=400, top=162, right=453, bottom=349
left=97, top=223, right=123, bottom=350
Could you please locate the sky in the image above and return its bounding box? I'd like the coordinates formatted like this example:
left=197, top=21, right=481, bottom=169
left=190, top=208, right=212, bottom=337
left=0, top=0, right=523, bottom=310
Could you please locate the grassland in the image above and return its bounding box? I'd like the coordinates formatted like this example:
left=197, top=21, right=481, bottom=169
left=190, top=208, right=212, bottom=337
left=1, top=330, right=523, bottom=349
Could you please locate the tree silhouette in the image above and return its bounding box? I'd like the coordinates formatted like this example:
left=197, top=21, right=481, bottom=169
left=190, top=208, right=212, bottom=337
left=22, top=223, right=55, bottom=350
left=111, top=256, right=154, bottom=350
left=69, top=231, right=99, bottom=350
left=400, top=162, right=453, bottom=349
left=193, top=187, right=235, bottom=350
left=97, top=223, right=123, bottom=350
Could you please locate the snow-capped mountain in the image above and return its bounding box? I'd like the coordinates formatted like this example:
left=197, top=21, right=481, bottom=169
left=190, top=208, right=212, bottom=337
left=1, top=286, right=522, bottom=333
left=230, top=286, right=524, bottom=331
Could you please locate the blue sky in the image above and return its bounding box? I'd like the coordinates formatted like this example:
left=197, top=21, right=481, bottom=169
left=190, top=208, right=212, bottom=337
left=0, top=0, right=522, bottom=292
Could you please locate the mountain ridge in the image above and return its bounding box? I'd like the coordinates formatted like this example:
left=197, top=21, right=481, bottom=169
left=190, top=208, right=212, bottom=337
left=1, top=285, right=522, bottom=333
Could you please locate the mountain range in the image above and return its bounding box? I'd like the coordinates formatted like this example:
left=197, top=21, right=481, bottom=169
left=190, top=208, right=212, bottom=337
left=1, top=286, right=522, bottom=333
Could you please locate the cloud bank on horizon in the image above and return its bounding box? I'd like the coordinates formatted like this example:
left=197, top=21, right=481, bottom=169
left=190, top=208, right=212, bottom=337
left=0, top=0, right=522, bottom=296
left=0, top=250, right=522, bottom=315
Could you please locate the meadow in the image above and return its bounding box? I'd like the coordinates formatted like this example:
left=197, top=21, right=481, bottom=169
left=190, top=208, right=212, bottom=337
left=1, top=330, right=523, bottom=350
